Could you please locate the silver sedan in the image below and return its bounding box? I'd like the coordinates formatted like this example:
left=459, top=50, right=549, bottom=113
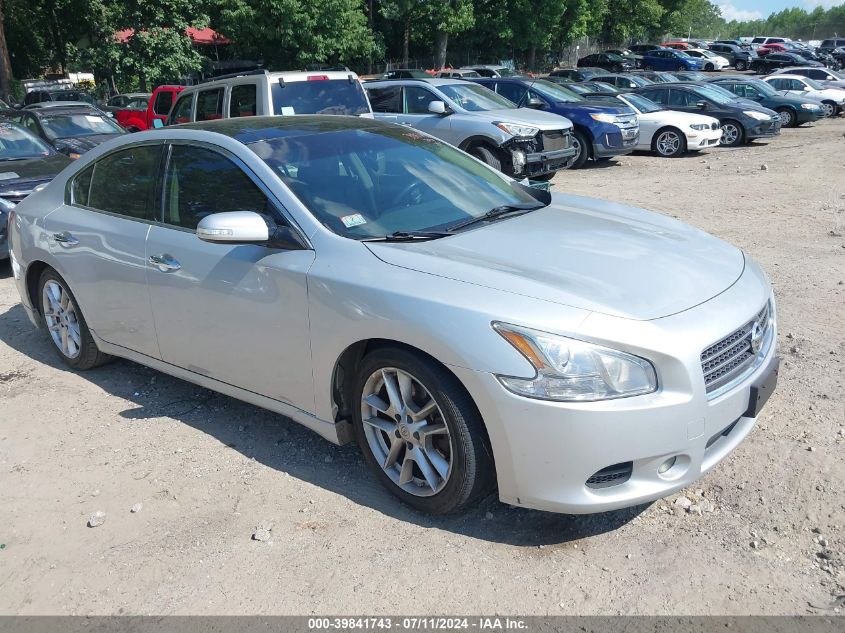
left=6, top=116, right=779, bottom=515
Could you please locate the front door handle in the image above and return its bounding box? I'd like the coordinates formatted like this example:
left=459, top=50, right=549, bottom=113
left=53, top=231, right=79, bottom=247
left=148, top=253, right=181, bottom=272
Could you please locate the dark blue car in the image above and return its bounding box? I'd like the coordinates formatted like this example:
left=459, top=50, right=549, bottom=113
left=642, top=49, right=706, bottom=72
left=470, top=78, right=639, bottom=168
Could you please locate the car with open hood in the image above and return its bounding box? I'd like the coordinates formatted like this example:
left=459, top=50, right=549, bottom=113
left=7, top=115, right=778, bottom=515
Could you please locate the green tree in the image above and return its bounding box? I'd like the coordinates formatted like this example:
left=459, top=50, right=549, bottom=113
left=219, top=0, right=375, bottom=70
left=662, top=0, right=723, bottom=38
left=379, top=0, right=424, bottom=67
left=510, top=0, right=567, bottom=69
left=423, top=0, right=473, bottom=68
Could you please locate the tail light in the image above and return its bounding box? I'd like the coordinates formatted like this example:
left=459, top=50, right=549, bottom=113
left=307, top=75, right=329, bottom=81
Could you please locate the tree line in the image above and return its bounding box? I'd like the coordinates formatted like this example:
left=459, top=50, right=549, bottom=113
left=0, top=0, right=843, bottom=98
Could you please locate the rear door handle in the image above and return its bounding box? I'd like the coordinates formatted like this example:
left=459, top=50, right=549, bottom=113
left=148, top=253, right=181, bottom=272
left=53, top=231, right=79, bottom=247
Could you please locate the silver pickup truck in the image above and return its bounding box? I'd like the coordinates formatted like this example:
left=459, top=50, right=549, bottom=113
left=365, top=78, right=577, bottom=180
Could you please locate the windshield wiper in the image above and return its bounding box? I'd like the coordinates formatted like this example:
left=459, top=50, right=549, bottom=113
left=447, top=203, right=544, bottom=232
left=362, top=230, right=453, bottom=242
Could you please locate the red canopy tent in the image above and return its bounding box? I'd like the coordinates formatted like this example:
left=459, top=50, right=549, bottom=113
left=114, top=27, right=232, bottom=45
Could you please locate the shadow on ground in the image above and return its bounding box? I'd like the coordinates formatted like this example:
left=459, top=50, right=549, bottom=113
left=0, top=299, right=647, bottom=545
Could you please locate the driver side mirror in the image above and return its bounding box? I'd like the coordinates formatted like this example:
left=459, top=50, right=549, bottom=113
left=427, top=100, right=450, bottom=115
left=197, top=211, right=305, bottom=250
left=526, top=97, right=545, bottom=109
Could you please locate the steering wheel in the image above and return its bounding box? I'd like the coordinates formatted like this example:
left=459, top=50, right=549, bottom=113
left=391, top=180, right=424, bottom=207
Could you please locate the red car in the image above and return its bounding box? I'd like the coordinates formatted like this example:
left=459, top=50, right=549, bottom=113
left=756, top=43, right=788, bottom=57
left=114, top=85, right=184, bottom=131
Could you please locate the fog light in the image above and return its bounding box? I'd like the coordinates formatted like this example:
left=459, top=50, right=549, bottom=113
left=511, top=150, right=526, bottom=174
left=658, top=456, right=677, bottom=474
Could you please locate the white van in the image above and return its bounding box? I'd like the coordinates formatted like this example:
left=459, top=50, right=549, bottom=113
left=167, top=69, right=373, bottom=125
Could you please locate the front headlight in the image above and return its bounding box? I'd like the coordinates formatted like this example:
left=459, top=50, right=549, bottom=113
left=743, top=110, right=770, bottom=121
left=494, top=122, right=539, bottom=138
left=801, top=103, right=820, bottom=110
left=690, top=123, right=709, bottom=130
left=589, top=113, right=617, bottom=123
left=493, top=322, right=658, bottom=401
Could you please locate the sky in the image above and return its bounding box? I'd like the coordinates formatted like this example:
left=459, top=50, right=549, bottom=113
left=715, top=0, right=844, bottom=21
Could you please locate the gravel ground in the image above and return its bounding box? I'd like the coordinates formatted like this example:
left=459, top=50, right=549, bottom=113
left=0, top=116, right=843, bottom=616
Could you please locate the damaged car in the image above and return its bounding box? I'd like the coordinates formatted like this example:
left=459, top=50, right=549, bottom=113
left=366, top=78, right=577, bottom=180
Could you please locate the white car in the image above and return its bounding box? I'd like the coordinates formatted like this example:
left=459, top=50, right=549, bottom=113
left=611, top=93, right=722, bottom=157
left=763, top=74, right=845, bottom=117
left=685, top=49, right=731, bottom=71
left=770, top=66, right=845, bottom=90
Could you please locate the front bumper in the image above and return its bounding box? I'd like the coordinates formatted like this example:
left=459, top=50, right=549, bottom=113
left=594, top=129, right=639, bottom=158
left=686, top=127, right=723, bottom=149
left=449, top=268, right=777, bottom=514
left=523, top=146, right=577, bottom=175
left=746, top=118, right=781, bottom=139
left=796, top=108, right=824, bottom=123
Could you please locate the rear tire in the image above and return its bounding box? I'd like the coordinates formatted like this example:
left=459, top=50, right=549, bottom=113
left=705, top=63, right=714, bottom=71
left=352, top=347, right=495, bottom=515
left=37, top=268, right=112, bottom=370
left=676, top=64, right=686, bottom=71
left=644, top=64, right=653, bottom=71
left=471, top=145, right=502, bottom=172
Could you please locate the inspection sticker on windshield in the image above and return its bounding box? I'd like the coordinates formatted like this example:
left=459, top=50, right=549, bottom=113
left=280, top=106, right=295, bottom=116
left=341, top=213, right=367, bottom=228
left=0, top=172, right=19, bottom=181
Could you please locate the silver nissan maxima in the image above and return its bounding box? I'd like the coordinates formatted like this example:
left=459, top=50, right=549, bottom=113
left=6, top=116, right=779, bottom=515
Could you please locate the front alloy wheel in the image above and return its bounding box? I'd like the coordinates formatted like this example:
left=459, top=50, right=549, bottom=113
left=353, top=348, right=494, bottom=514
left=776, top=108, right=795, bottom=127
left=720, top=120, right=743, bottom=147
left=735, top=60, right=747, bottom=71
left=654, top=128, right=685, bottom=157
left=820, top=102, right=835, bottom=117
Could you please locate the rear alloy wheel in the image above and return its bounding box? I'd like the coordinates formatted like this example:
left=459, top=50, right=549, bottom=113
left=735, top=60, right=747, bottom=71
left=720, top=120, right=743, bottom=147
left=38, top=269, right=111, bottom=370
left=353, top=348, right=494, bottom=514
left=820, top=101, right=836, bottom=118
left=653, top=128, right=686, bottom=157
left=776, top=107, right=796, bottom=128
left=676, top=64, right=686, bottom=71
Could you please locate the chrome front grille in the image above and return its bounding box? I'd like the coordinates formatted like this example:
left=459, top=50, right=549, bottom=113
left=614, top=114, right=638, bottom=130
left=701, top=302, right=771, bottom=394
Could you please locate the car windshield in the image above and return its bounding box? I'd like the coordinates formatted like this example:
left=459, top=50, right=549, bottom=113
left=675, top=51, right=692, bottom=58
left=0, top=123, right=52, bottom=160
left=496, top=68, right=518, bottom=77
left=39, top=112, right=124, bottom=140
left=828, top=69, right=845, bottom=79
left=270, top=79, right=371, bottom=115
left=622, top=93, right=662, bottom=113
left=693, top=85, right=736, bottom=105
left=606, top=53, right=625, bottom=61
left=249, top=126, right=541, bottom=239
left=438, top=83, right=516, bottom=111
left=457, top=71, right=480, bottom=77
left=531, top=80, right=584, bottom=103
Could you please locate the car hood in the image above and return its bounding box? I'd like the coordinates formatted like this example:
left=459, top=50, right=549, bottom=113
left=366, top=194, right=745, bottom=321
left=474, top=107, right=574, bottom=131
left=822, top=80, right=845, bottom=89
left=0, top=153, right=72, bottom=194
left=53, top=133, right=124, bottom=154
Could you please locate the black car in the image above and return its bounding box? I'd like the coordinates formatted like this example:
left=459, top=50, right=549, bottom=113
left=630, top=70, right=682, bottom=83
left=751, top=52, right=823, bottom=74
left=630, top=44, right=660, bottom=55
left=635, top=82, right=781, bottom=147
left=708, top=43, right=756, bottom=71
left=0, top=122, right=72, bottom=258
left=577, top=53, right=633, bottom=72
left=0, top=106, right=125, bottom=158
left=818, top=38, right=845, bottom=56
left=789, top=48, right=833, bottom=66
left=23, top=89, right=96, bottom=107
left=671, top=71, right=709, bottom=82
left=605, top=49, right=643, bottom=68
left=548, top=67, right=603, bottom=81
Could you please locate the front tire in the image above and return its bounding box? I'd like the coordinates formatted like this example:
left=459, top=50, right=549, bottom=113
left=735, top=60, right=747, bottom=71
left=38, top=269, right=112, bottom=370
left=569, top=129, right=591, bottom=169
left=653, top=127, right=687, bottom=157
left=776, top=107, right=797, bottom=127
left=352, top=347, right=495, bottom=514
left=720, top=119, right=744, bottom=147
left=820, top=101, right=836, bottom=117
left=471, top=145, right=502, bottom=172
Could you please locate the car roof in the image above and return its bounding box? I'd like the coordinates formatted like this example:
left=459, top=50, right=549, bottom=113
left=24, top=101, right=96, bottom=109
left=27, top=105, right=102, bottom=117
left=461, top=65, right=507, bottom=70
left=172, top=114, right=393, bottom=144
left=367, top=77, right=473, bottom=87
left=182, top=70, right=359, bottom=92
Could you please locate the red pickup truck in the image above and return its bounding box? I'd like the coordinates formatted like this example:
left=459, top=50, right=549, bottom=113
left=115, top=85, right=184, bottom=131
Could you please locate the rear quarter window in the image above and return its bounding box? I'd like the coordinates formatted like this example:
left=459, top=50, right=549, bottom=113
left=196, top=88, right=225, bottom=121
left=270, top=79, right=370, bottom=115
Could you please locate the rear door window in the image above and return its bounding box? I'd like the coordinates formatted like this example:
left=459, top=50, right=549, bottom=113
left=367, top=86, right=402, bottom=113
left=494, top=82, right=527, bottom=105
left=403, top=86, right=438, bottom=114
left=87, top=145, right=162, bottom=220
left=196, top=88, right=225, bottom=121
left=229, top=84, right=258, bottom=118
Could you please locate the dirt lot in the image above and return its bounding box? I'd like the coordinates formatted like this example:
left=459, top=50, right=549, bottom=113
left=0, top=116, right=843, bottom=616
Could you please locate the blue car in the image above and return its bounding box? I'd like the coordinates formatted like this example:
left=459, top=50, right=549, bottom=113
left=642, top=49, right=706, bottom=72
left=470, top=77, right=639, bottom=168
